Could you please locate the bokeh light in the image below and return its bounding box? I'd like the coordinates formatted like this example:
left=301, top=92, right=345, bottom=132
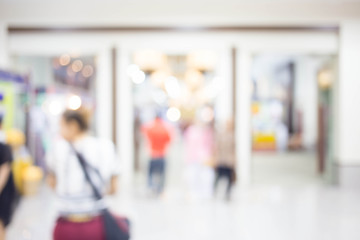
left=48, top=100, right=63, bottom=116
left=166, top=107, right=181, bottom=122
left=164, top=76, right=180, bottom=99
left=127, top=64, right=146, bottom=84
left=72, top=60, right=83, bottom=73
left=59, top=54, right=71, bottom=66
left=81, top=65, right=94, bottom=78
left=67, top=95, right=82, bottom=110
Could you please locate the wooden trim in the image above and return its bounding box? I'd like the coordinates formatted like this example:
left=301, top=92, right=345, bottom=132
left=8, top=25, right=339, bottom=33
left=112, top=47, right=117, bottom=146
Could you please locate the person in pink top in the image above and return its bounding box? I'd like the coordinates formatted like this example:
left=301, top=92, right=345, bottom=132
left=142, top=114, right=173, bottom=195
left=184, top=123, right=214, bottom=165
left=183, top=120, right=215, bottom=200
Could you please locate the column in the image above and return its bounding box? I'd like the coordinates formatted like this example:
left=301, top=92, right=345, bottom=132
left=96, top=48, right=113, bottom=140
left=334, top=21, right=360, bottom=188
left=117, top=45, right=134, bottom=188
left=236, top=48, right=252, bottom=186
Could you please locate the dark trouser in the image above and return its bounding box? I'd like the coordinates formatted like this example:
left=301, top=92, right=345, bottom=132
left=148, top=158, right=166, bottom=194
left=0, top=173, right=17, bottom=227
left=214, top=166, right=234, bottom=198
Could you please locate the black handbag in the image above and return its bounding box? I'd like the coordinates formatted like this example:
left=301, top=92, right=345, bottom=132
left=73, top=147, right=130, bottom=240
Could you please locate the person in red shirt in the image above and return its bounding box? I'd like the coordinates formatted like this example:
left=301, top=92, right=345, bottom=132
left=142, top=114, right=173, bottom=195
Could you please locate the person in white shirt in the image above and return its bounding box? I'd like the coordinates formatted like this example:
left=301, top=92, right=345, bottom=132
left=47, top=108, right=120, bottom=240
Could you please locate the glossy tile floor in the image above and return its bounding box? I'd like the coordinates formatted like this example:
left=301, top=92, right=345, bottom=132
left=6, top=152, right=360, bottom=240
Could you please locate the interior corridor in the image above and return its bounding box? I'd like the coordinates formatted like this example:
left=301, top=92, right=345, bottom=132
left=6, top=152, right=360, bottom=240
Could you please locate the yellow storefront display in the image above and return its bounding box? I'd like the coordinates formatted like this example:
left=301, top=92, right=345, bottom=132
left=6, top=128, right=43, bottom=195
left=23, top=166, right=44, bottom=196
left=251, top=102, right=277, bottom=151
left=12, top=157, right=32, bottom=194
left=252, top=133, right=277, bottom=151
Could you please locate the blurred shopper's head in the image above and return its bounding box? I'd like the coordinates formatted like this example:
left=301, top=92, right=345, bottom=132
left=61, top=109, right=90, bottom=141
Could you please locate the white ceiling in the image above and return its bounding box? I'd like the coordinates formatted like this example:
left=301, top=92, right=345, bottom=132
left=1, top=0, right=360, bottom=27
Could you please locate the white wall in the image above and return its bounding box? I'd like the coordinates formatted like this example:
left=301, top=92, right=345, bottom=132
left=236, top=48, right=252, bottom=186
left=95, top=48, right=113, bottom=141
left=214, top=47, right=233, bottom=123
left=333, top=21, right=360, bottom=188
left=0, top=22, right=8, bottom=68
left=337, top=21, right=360, bottom=164
left=116, top=45, right=134, bottom=187
left=1, top=1, right=360, bottom=26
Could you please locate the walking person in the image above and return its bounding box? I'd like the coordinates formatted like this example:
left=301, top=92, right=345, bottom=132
left=46, top=109, right=128, bottom=240
left=183, top=119, right=215, bottom=201
left=0, top=116, right=16, bottom=240
left=142, top=114, right=173, bottom=195
left=214, top=119, right=236, bottom=201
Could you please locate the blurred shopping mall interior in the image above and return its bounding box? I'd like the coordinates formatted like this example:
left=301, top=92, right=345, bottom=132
left=0, top=0, right=360, bottom=239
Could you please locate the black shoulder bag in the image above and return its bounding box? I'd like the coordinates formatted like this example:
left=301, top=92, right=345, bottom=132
left=73, top=148, right=130, bottom=240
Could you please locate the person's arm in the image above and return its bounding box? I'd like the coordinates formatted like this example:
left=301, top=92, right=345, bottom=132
left=46, top=172, right=57, bottom=190
left=45, top=143, right=57, bottom=191
left=0, top=163, right=11, bottom=194
left=108, top=175, right=118, bottom=195
left=106, top=140, right=120, bottom=195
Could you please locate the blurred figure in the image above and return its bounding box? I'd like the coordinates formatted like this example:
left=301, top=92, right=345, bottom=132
left=0, top=117, right=16, bottom=240
left=142, top=114, right=172, bottom=195
left=133, top=109, right=141, bottom=172
left=184, top=119, right=215, bottom=201
left=276, top=121, right=289, bottom=152
left=214, top=119, right=236, bottom=201
left=46, top=109, right=120, bottom=240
